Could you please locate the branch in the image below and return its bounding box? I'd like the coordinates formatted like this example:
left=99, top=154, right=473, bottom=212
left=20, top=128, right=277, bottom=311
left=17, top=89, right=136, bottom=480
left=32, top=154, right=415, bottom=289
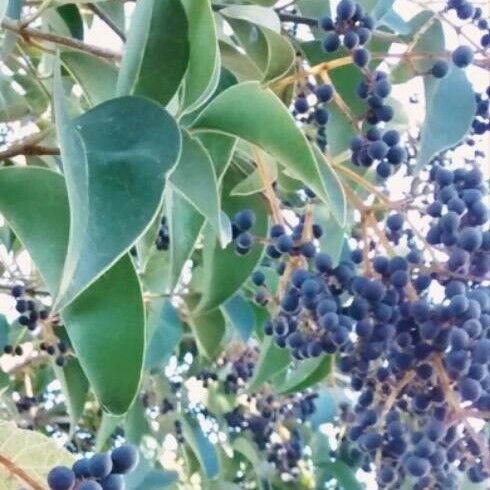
left=0, top=129, right=58, bottom=162
left=1, top=18, right=122, bottom=61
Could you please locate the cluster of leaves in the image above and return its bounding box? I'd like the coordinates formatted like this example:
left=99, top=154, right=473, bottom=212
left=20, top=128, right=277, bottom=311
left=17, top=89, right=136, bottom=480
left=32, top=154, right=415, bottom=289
left=0, top=0, right=488, bottom=489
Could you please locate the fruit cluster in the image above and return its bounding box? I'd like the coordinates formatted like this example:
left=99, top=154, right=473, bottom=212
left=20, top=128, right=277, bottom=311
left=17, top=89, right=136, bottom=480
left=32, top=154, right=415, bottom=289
left=47, top=444, right=139, bottom=490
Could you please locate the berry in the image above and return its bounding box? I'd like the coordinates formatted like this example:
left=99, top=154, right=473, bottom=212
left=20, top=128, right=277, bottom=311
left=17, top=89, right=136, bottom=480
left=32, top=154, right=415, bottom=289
left=452, top=45, right=474, bottom=68
left=72, top=458, right=91, bottom=478
left=337, top=0, right=356, bottom=20
left=431, top=60, right=449, bottom=78
left=100, top=474, right=125, bottom=490
left=294, top=96, right=309, bottom=114
left=88, top=452, right=113, bottom=478
left=11, top=285, right=24, bottom=297
left=405, top=456, right=430, bottom=477
left=315, top=84, right=334, bottom=102
left=353, top=48, right=370, bottom=67
left=79, top=483, right=103, bottom=490
left=47, top=466, right=75, bottom=490
left=251, top=270, right=265, bottom=286
left=111, top=444, right=139, bottom=474
left=323, top=32, right=340, bottom=52
left=234, top=209, right=256, bottom=232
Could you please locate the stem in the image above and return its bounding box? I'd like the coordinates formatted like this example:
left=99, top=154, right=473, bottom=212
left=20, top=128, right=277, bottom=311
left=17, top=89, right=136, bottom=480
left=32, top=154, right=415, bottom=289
left=0, top=128, right=56, bottom=162
left=253, top=147, right=284, bottom=226
left=0, top=453, right=44, bottom=490
left=1, top=18, right=121, bottom=61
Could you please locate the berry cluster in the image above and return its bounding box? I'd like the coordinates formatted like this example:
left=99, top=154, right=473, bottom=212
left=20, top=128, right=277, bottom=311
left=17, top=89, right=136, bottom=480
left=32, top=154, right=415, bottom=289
left=446, top=0, right=490, bottom=48
left=225, top=390, right=318, bottom=478
left=47, top=444, right=139, bottom=490
left=232, top=209, right=257, bottom=255
left=292, top=83, right=334, bottom=151
left=472, top=90, right=490, bottom=135
left=11, top=284, right=49, bottom=332
left=426, top=165, right=489, bottom=279
left=320, top=0, right=374, bottom=54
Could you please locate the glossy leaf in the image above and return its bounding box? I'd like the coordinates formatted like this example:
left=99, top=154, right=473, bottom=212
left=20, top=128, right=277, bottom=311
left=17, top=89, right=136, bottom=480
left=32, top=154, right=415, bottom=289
left=170, top=130, right=230, bottom=246
left=0, top=167, right=145, bottom=414
left=117, top=0, right=189, bottom=105
left=53, top=357, right=89, bottom=432
left=197, top=167, right=268, bottom=312
left=248, top=336, right=291, bottom=391
left=53, top=69, right=180, bottom=310
left=223, top=16, right=294, bottom=83
left=189, top=306, right=226, bottom=360
left=193, top=82, right=331, bottom=206
left=145, top=300, right=183, bottom=371
left=126, top=456, right=178, bottom=489
left=314, top=146, right=347, bottom=226
left=276, top=355, right=332, bottom=395
left=220, top=5, right=280, bottom=32
left=418, top=66, right=476, bottom=169
left=61, top=51, right=117, bottom=106
left=221, top=295, right=256, bottom=341
left=181, top=0, right=220, bottom=113
left=166, top=188, right=205, bottom=288
left=182, top=415, right=220, bottom=479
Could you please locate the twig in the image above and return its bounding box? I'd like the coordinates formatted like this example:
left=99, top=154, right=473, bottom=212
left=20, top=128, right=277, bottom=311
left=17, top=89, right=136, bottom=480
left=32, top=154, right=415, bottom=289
left=0, top=129, right=56, bottom=162
left=253, top=147, right=284, bottom=226
left=1, top=18, right=122, bottom=61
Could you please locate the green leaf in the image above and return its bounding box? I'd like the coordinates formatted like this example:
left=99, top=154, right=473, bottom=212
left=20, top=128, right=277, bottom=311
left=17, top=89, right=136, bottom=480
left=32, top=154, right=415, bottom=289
left=125, top=397, right=149, bottom=445
left=166, top=188, right=205, bottom=288
left=221, top=295, right=256, bottom=341
left=170, top=130, right=230, bottom=246
left=181, top=0, right=220, bottom=113
left=197, top=132, right=237, bottom=181
left=56, top=4, right=83, bottom=40
left=0, top=314, right=9, bottom=353
left=126, top=456, right=179, bottom=489
left=96, top=1, right=125, bottom=34
left=197, top=167, right=268, bottom=312
left=95, top=412, right=122, bottom=451
left=61, top=51, right=117, bottom=106
left=316, top=459, right=363, bottom=490
left=310, top=389, right=337, bottom=429
left=117, top=0, right=189, bottom=105
left=145, top=300, right=183, bottom=371
left=314, top=146, right=347, bottom=225
left=193, top=82, right=331, bottom=206
left=223, top=16, right=294, bottom=83
left=182, top=415, right=220, bottom=480
left=276, top=355, right=332, bottom=394
left=220, top=41, right=263, bottom=82
left=189, top=306, right=226, bottom=360
left=0, top=167, right=145, bottom=414
left=313, top=205, right=348, bottom=266
left=418, top=66, right=476, bottom=169
left=53, top=68, right=180, bottom=310
left=53, top=357, right=89, bottom=433
left=248, top=336, right=290, bottom=391
left=0, top=421, right=75, bottom=489
left=220, top=5, right=281, bottom=32
left=231, top=157, right=277, bottom=196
